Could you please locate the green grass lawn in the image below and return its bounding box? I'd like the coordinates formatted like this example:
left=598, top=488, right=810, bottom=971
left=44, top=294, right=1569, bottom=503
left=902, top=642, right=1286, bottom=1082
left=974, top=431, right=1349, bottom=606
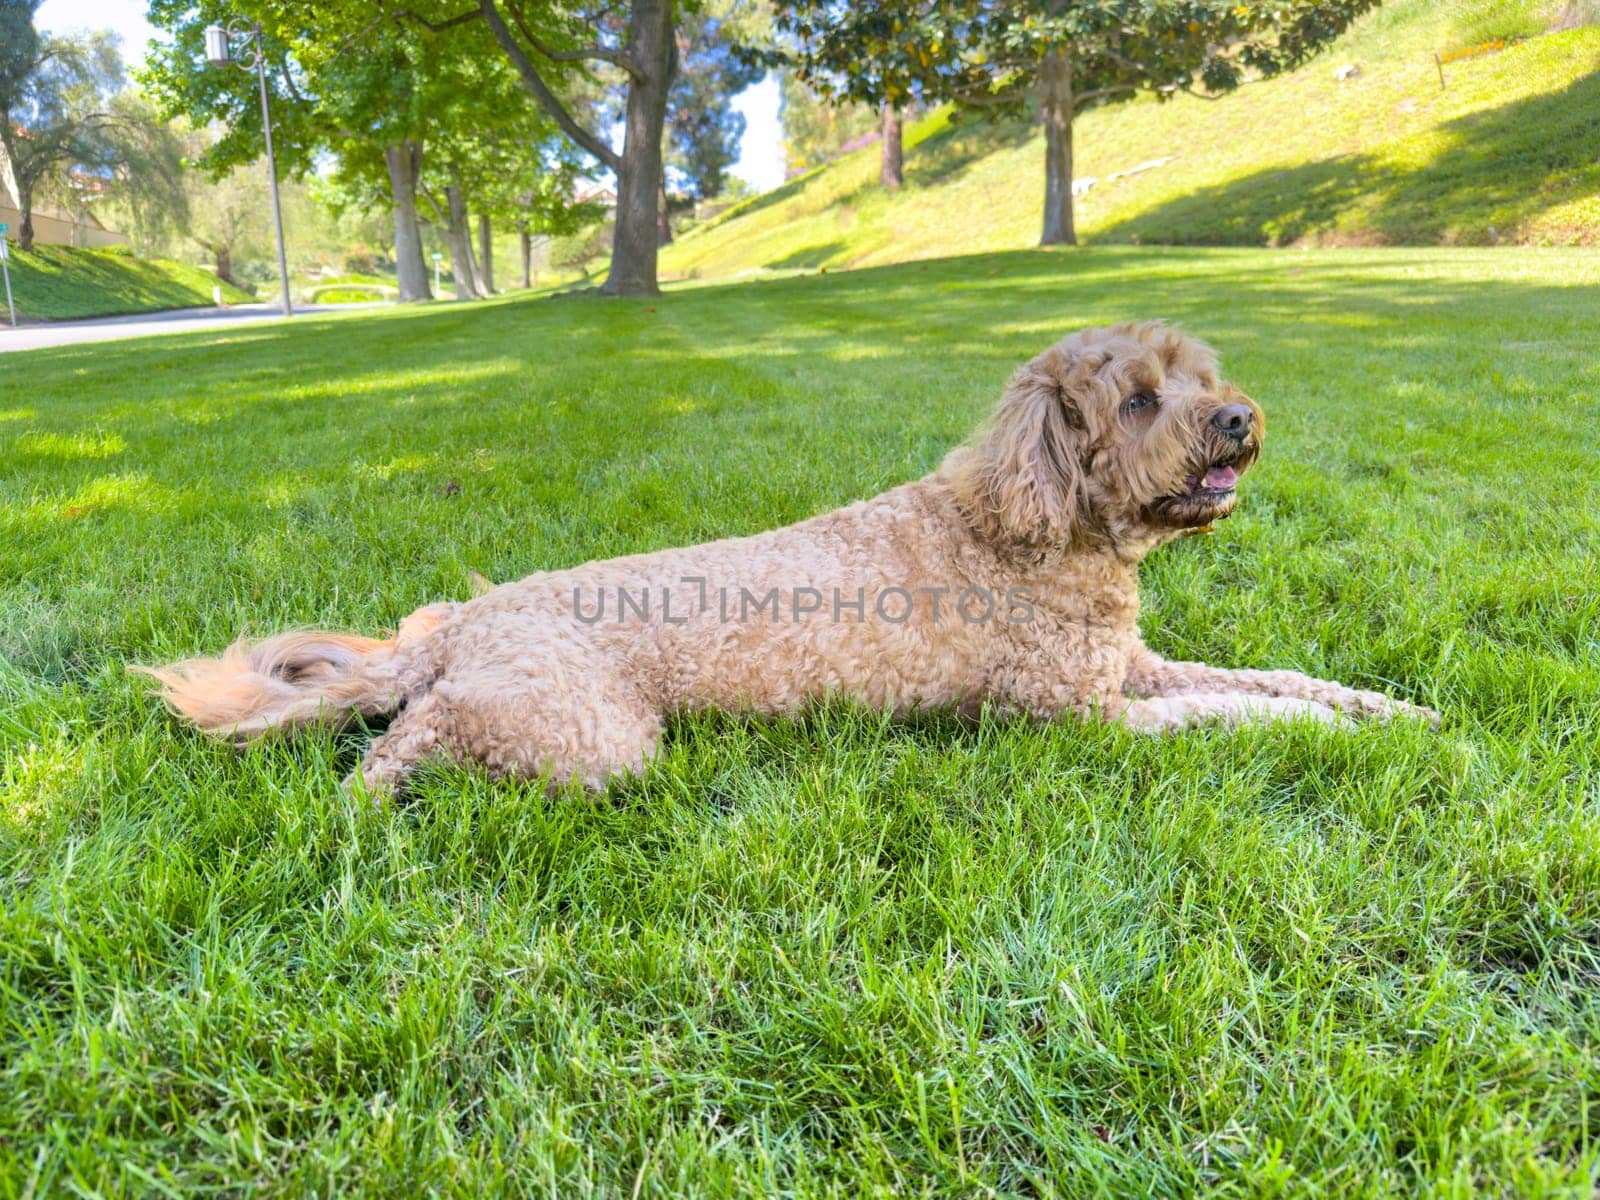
left=3, top=246, right=1599, bottom=1195
left=1, top=245, right=255, bottom=322
left=663, top=0, right=1600, bottom=281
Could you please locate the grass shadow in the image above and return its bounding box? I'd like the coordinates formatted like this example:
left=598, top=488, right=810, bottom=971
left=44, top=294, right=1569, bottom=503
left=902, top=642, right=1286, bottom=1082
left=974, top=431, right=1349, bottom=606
left=1097, top=71, right=1600, bottom=247
left=765, top=242, right=849, bottom=270
left=904, top=115, right=1035, bottom=190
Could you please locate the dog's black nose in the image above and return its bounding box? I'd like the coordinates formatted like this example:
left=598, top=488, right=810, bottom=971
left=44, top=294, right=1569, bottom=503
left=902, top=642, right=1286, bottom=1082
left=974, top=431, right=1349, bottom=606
left=1211, top=403, right=1253, bottom=440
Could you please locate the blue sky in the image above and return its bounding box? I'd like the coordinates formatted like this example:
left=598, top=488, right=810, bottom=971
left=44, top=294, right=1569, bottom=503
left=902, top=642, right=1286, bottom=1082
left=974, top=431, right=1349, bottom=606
left=34, top=0, right=788, bottom=192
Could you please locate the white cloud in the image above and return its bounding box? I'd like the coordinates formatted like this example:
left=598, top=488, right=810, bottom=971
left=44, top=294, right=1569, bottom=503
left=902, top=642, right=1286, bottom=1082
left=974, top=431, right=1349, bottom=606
left=35, top=0, right=161, bottom=66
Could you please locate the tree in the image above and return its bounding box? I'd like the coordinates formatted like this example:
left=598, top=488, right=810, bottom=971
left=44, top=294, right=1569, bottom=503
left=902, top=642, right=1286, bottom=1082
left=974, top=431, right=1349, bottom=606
left=406, top=48, right=580, bottom=300
left=97, top=89, right=191, bottom=255
left=142, top=1, right=601, bottom=303
left=765, top=0, right=1380, bottom=244
left=878, top=100, right=902, bottom=191
left=471, top=0, right=677, bottom=296
left=474, top=147, right=599, bottom=288
left=189, top=158, right=271, bottom=285
left=777, top=72, right=876, bottom=176
left=759, top=3, right=930, bottom=192
left=454, top=109, right=595, bottom=292
left=143, top=1, right=441, bottom=301
left=665, top=5, right=763, bottom=210
left=0, top=13, right=127, bottom=251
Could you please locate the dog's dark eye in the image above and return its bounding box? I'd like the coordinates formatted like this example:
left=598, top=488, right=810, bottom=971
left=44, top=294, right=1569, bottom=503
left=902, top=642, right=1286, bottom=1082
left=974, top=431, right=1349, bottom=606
left=1122, top=391, right=1157, bottom=415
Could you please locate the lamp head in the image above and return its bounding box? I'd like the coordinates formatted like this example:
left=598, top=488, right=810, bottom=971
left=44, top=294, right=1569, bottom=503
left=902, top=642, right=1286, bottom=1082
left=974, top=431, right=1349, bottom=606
left=204, top=25, right=232, bottom=68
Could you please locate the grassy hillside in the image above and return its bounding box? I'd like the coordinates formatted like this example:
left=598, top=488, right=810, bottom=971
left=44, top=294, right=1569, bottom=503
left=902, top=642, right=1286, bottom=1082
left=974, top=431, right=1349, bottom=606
left=663, top=0, right=1600, bottom=279
left=0, top=245, right=254, bottom=322
left=3, top=247, right=1600, bottom=1193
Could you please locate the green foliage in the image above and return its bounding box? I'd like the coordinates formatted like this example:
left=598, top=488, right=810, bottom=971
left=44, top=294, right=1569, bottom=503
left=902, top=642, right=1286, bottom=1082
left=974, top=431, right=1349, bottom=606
left=0, top=0, right=42, bottom=102
left=778, top=70, right=879, bottom=175
left=0, top=21, right=128, bottom=247
left=0, top=243, right=252, bottom=319
left=761, top=0, right=1381, bottom=240
left=662, top=8, right=1600, bottom=278
left=0, top=5, right=190, bottom=257
left=181, top=155, right=273, bottom=283
left=139, top=0, right=597, bottom=295
left=138, top=1, right=331, bottom=178
left=764, top=0, right=1382, bottom=116
left=666, top=6, right=764, bottom=200
left=1451, top=0, right=1551, bottom=44
left=2, top=246, right=1599, bottom=1193
left=94, top=89, right=192, bottom=256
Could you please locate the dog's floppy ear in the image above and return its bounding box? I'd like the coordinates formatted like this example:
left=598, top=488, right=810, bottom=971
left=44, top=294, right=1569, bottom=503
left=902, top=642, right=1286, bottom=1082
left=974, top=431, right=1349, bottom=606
left=960, top=347, right=1089, bottom=545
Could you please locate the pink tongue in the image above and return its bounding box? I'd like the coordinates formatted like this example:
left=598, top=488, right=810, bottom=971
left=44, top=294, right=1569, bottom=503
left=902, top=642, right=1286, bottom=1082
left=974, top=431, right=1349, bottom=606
left=1202, top=465, right=1238, bottom=490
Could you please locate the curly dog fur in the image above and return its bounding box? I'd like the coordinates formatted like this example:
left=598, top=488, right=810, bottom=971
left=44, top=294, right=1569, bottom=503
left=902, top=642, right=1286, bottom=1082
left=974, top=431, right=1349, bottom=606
left=136, top=322, right=1436, bottom=793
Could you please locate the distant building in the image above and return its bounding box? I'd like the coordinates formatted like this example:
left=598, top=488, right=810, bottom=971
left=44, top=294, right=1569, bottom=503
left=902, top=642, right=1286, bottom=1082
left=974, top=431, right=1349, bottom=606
left=0, top=133, right=131, bottom=249
left=572, top=180, right=618, bottom=209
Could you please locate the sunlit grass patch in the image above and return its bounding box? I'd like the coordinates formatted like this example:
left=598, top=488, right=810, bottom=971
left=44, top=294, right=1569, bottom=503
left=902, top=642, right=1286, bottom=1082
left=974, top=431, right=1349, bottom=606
left=1, top=245, right=1598, bottom=1195
left=2, top=244, right=255, bottom=321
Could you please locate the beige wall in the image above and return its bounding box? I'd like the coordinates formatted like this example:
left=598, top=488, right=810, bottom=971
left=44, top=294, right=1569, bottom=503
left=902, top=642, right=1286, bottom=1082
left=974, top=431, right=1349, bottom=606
left=0, top=202, right=131, bottom=249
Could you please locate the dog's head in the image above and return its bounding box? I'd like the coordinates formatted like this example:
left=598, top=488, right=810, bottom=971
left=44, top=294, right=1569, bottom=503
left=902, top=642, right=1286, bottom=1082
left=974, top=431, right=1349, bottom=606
left=948, top=322, right=1264, bottom=552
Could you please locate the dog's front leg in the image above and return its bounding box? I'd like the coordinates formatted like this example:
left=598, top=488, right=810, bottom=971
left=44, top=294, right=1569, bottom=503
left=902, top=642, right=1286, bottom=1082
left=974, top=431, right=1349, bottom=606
left=1106, top=692, right=1351, bottom=732
left=1122, top=648, right=1438, bottom=726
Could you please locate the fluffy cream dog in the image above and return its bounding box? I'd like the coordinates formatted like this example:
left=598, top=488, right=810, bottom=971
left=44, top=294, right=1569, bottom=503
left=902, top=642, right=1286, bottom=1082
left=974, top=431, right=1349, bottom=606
left=138, top=322, right=1436, bottom=793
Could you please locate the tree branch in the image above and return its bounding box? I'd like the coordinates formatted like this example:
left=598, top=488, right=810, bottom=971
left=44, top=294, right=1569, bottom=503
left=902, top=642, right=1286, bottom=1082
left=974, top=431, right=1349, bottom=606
left=506, top=4, right=607, bottom=86
left=417, top=180, right=447, bottom=224
left=1071, top=84, right=1138, bottom=110
left=1099, top=46, right=1156, bottom=78
left=952, top=90, right=1013, bottom=108
left=508, top=5, right=640, bottom=81
left=278, top=55, right=310, bottom=104
left=395, top=8, right=481, bottom=33
left=478, top=0, right=621, bottom=173
left=1161, top=81, right=1226, bottom=101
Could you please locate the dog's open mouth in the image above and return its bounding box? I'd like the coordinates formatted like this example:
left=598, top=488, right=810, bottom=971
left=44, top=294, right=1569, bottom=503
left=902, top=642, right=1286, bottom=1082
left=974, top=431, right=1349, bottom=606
left=1182, top=463, right=1239, bottom=497
left=1145, top=456, right=1248, bottom=528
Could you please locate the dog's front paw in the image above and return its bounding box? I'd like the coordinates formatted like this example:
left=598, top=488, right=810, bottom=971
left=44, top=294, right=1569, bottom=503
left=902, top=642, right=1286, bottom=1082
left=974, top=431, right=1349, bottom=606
left=1395, top=699, right=1442, bottom=729
left=1339, top=688, right=1440, bottom=728
left=1248, top=696, right=1356, bottom=730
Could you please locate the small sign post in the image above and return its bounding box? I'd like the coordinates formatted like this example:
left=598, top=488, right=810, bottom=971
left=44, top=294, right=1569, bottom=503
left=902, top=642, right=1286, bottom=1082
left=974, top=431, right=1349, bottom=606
left=0, top=224, right=14, bottom=327
left=431, top=251, right=443, bottom=298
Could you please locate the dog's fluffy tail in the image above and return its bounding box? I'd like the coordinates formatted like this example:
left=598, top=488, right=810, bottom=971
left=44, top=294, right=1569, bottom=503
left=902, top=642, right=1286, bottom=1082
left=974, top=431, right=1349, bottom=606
left=132, top=603, right=452, bottom=744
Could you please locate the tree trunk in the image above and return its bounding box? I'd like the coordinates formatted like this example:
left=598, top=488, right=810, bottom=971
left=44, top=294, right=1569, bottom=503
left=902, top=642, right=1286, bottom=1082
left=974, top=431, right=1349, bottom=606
left=603, top=0, right=671, bottom=296
left=479, top=0, right=669, bottom=296
left=1039, top=48, right=1076, bottom=246
left=385, top=139, right=432, bottom=302
left=657, top=171, right=673, bottom=245
left=445, top=177, right=483, bottom=300
left=519, top=221, right=532, bottom=289
left=880, top=102, right=903, bottom=192
left=215, top=246, right=233, bottom=285
left=17, top=180, right=34, bottom=252
left=477, top=213, right=494, bottom=293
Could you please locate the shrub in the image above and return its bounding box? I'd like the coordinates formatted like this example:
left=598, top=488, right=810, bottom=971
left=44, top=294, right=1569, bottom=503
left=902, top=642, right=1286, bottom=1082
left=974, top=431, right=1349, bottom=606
left=1451, top=0, right=1549, bottom=45
left=340, top=244, right=377, bottom=275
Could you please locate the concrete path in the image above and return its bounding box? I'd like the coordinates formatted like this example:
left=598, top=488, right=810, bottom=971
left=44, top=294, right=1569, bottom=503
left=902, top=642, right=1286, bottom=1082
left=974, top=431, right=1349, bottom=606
left=0, top=301, right=387, bottom=353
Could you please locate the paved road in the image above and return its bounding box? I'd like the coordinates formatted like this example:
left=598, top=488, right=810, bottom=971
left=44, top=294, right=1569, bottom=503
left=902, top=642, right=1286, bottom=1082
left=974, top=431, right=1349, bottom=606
left=0, top=301, right=387, bottom=353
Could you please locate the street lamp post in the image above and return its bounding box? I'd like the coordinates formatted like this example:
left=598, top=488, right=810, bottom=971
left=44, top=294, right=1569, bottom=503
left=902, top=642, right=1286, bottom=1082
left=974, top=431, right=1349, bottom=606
left=205, top=20, right=292, bottom=317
